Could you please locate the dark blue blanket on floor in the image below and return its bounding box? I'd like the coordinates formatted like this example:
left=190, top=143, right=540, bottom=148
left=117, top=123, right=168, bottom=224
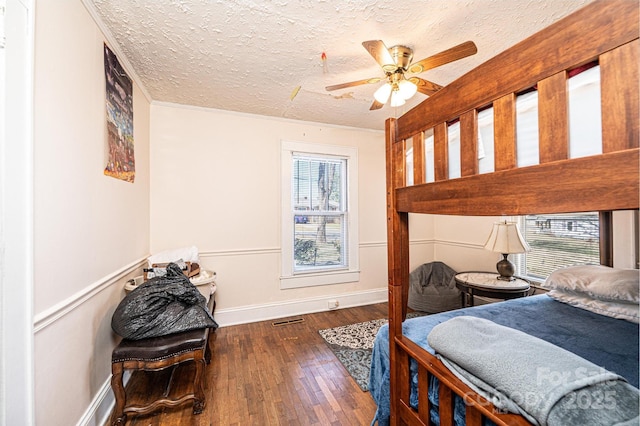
left=369, top=294, right=639, bottom=426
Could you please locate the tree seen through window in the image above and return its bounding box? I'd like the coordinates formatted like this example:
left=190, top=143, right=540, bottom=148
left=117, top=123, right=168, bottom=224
left=292, top=156, right=346, bottom=271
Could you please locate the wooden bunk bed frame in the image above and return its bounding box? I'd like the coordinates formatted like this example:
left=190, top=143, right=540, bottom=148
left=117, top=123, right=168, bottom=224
left=384, top=1, right=639, bottom=425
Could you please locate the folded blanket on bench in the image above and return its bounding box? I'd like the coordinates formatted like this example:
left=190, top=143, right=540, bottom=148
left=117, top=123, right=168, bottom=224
left=428, top=316, right=639, bottom=426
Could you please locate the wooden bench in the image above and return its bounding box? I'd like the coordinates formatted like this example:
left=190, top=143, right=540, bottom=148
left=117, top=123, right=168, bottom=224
left=110, top=297, right=215, bottom=425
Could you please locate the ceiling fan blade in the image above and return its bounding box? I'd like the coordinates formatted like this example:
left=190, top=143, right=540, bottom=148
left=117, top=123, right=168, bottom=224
left=408, top=41, right=477, bottom=74
left=362, top=40, right=397, bottom=72
left=409, top=77, right=443, bottom=96
left=325, top=77, right=381, bottom=91
left=369, top=100, right=385, bottom=110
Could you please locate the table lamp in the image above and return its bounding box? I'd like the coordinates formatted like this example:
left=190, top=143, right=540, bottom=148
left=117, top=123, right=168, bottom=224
left=483, top=221, right=530, bottom=281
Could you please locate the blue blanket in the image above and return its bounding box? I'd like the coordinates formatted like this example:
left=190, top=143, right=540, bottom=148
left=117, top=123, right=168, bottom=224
left=369, top=295, right=639, bottom=425
left=429, top=316, right=639, bottom=425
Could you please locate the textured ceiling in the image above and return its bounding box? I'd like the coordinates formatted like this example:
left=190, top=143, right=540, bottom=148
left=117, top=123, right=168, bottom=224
left=87, top=0, right=594, bottom=130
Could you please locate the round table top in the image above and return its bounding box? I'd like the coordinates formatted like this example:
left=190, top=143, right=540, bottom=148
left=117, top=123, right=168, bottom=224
left=455, top=271, right=530, bottom=291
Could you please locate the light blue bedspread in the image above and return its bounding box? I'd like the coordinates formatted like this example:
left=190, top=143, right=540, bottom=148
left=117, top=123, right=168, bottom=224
left=369, top=295, right=639, bottom=426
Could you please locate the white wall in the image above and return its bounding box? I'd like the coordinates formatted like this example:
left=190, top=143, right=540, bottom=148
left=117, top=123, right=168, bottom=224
left=433, top=215, right=501, bottom=273
left=408, top=213, right=436, bottom=270
left=149, top=103, right=397, bottom=324
left=32, top=1, right=150, bottom=424
left=613, top=210, right=638, bottom=269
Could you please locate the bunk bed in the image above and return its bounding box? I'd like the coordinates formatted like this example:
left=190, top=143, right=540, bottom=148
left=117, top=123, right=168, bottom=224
left=372, top=0, right=639, bottom=425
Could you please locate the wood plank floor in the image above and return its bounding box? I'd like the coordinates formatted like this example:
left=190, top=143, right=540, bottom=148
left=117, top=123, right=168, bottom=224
left=117, top=302, right=388, bottom=426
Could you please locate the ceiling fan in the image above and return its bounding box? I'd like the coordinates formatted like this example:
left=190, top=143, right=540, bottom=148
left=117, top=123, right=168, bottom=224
left=326, top=40, right=477, bottom=110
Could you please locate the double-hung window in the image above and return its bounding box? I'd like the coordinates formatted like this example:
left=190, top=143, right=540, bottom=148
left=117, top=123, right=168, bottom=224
left=281, top=141, right=359, bottom=289
left=292, top=154, right=346, bottom=271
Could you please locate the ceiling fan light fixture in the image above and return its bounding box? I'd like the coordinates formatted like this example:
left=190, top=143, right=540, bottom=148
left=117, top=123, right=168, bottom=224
left=373, top=83, right=392, bottom=104
left=390, top=89, right=406, bottom=107
left=327, top=40, right=477, bottom=111
left=397, top=79, right=418, bottom=100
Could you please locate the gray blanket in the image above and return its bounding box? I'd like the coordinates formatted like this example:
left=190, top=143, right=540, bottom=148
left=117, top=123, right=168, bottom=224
left=428, top=316, right=639, bottom=426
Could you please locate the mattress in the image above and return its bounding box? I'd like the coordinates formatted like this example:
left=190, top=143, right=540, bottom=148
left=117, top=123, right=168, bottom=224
left=369, top=294, right=639, bottom=425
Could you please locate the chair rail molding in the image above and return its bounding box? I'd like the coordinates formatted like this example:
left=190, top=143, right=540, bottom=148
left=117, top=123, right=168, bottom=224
left=33, top=256, right=147, bottom=333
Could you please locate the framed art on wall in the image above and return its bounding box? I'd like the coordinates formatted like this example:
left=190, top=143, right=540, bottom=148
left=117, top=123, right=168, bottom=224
left=103, top=43, right=134, bottom=183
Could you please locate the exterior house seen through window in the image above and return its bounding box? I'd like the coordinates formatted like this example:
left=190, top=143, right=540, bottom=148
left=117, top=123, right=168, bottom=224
left=517, top=212, right=600, bottom=281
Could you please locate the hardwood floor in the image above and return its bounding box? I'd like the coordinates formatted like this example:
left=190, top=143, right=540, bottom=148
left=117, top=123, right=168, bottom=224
left=117, top=302, right=388, bottom=426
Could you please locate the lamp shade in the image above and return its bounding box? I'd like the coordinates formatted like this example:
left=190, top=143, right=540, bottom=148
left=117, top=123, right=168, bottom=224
left=390, top=89, right=406, bottom=107
left=483, top=221, right=530, bottom=254
left=373, top=83, right=392, bottom=104
left=397, top=79, right=417, bottom=100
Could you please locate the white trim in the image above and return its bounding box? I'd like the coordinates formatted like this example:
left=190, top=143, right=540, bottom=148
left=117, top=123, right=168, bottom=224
left=1, top=1, right=35, bottom=423
left=152, top=100, right=384, bottom=133
left=199, top=247, right=280, bottom=257
left=199, top=241, right=389, bottom=258
left=75, top=371, right=131, bottom=426
left=214, top=288, right=387, bottom=327
left=359, top=241, right=387, bottom=248
left=33, top=257, right=147, bottom=333
left=75, top=376, right=111, bottom=426
left=196, top=239, right=455, bottom=260
left=409, top=238, right=436, bottom=246
left=279, top=270, right=360, bottom=289
left=80, top=0, right=152, bottom=104
left=434, top=238, right=484, bottom=250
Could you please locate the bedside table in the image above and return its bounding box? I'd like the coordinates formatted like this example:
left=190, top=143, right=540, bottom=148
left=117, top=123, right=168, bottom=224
left=454, top=271, right=530, bottom=307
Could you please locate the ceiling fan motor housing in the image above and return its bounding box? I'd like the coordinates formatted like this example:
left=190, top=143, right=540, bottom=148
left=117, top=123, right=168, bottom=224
left=388, top=45, right=413, bottom=71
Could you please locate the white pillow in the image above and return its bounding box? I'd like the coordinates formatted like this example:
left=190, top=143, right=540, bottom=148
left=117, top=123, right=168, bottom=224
left=543, top=265, right=639, bottom=304
left=547, top=290, right=639, bottom=323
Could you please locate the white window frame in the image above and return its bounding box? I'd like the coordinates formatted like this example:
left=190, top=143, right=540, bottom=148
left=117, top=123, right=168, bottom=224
left=280, top=140, right=359, bottom=289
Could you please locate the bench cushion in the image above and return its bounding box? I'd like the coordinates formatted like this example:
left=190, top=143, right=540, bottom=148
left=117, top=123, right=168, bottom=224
left=112, top=328, right=207, bottom=362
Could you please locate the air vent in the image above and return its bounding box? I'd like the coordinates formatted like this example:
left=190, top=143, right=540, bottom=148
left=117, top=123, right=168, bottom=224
left=271, top=317, right=305, bottom=327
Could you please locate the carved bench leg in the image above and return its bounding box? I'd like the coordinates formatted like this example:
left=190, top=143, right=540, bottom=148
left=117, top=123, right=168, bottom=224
left=193, top=356, right=206, bottom=414
left=110, top=362, right=127, bottom=426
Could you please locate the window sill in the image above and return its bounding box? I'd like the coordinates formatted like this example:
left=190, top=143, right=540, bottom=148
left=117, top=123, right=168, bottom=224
left=280, top=270, right=360, bottom=289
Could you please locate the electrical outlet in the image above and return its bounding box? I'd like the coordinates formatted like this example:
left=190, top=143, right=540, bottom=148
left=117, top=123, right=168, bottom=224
left=328, top=300, right=339, bottom=310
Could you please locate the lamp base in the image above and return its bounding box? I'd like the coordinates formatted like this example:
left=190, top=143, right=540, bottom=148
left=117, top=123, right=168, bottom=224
left=496, top=254, right=515, bottom=281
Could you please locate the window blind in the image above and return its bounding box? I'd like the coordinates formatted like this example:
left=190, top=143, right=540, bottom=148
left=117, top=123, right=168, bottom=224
left=292, top=154, right=347, bottom=272
left=520, top=212, right=600, bottom=280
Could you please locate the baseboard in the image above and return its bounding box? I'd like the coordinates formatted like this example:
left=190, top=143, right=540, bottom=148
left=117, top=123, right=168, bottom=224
left=214, top=288, right=388, bottom=327
left=77, top=372, right=131, bottom=426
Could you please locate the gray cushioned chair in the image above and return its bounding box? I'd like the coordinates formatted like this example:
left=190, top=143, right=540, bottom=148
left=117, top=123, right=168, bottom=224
left=408, top=261, right=460, bottom=313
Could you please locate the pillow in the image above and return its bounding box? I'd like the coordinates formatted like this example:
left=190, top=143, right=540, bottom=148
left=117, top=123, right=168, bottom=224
left=543, top=265, right=639, bottom=304
left=547, top=290, right=639, bottom=323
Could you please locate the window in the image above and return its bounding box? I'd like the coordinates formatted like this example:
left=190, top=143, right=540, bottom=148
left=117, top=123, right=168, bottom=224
left=517, top=212, right=600, bottom=281
left=292, top=155, right=346, bottom=272
left=281, top=141, right=359, bottom=289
